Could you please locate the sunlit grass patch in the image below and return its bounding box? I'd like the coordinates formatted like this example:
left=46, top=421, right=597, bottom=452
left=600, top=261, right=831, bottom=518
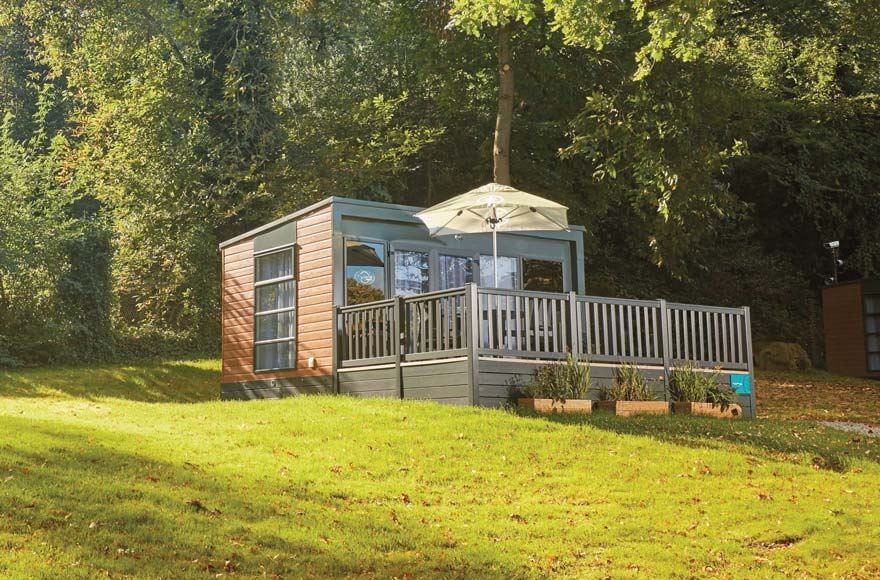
left=0, top=361, right=878, bottom=577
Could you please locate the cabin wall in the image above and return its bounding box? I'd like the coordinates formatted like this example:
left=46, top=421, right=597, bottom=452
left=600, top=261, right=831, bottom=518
left=402, top=359, right=471, bottom=405
left=823, top=282, right=868, bottom=377
left=221, top=205, right=334, bottom=399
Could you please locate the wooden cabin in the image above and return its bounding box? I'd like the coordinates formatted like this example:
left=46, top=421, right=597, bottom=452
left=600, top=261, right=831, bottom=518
left=822, top=279, right=880, bottom=378
left=219, top=196, right=757, bottom=416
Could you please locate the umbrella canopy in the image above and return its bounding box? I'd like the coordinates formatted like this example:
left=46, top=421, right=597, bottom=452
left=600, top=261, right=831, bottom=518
left=414, top=183, right=569, bottom=287
left=414, top=182, right=568, bottom=236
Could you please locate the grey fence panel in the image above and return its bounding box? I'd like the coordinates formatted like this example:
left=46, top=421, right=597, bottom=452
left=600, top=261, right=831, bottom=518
left=337, top=287, right=752, bottom=374
left=576, top=297, right=664, bottom=365
left=476, top=288, right=571, bottom=358
left=401, top=288, right=468, bottom=361
left=337, top=299, right=397, bottom=367
left=666, top=302, right=749, bottom=369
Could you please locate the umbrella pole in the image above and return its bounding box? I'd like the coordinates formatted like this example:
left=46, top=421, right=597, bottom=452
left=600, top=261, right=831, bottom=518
left=493, top=226, right=498, bottom=288
left=491, top=206, right=499, bottom=288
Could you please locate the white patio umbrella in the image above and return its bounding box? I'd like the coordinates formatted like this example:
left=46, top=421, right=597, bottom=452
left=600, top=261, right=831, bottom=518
left=414, top=183, right=569, bottom=287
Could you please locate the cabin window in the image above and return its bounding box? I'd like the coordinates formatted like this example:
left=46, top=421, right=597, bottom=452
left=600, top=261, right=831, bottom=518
left=866, top=293, right=880, bottom=371
left=522, top=259, right=564, bottom=293
left=479, top=255, right=519, bottom=289
left=254, top=248, right=296, bottom=371
left=394, top=250, right=430, bottom=296
left=439, top=254, right=473, bottom=290
left=345, top=240, right=386, bottom=305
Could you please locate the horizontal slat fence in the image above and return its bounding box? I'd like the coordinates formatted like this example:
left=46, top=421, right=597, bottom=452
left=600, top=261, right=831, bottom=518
left=336, top=285, right=752, bottom=372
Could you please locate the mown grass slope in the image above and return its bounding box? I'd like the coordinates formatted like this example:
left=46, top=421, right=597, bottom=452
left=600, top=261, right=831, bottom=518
left=1, top=360, right=878, bottom=578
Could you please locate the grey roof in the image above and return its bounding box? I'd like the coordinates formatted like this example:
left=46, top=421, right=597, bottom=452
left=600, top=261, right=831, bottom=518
left=219, top=195, right=585, bottom=250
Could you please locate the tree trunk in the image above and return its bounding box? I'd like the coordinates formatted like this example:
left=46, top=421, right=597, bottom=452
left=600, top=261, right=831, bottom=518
left=493, top=24, right=513, bottom=186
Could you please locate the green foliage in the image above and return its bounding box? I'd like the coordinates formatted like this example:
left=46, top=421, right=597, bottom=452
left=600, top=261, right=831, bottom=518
left=606, top=363, right=655, bottom=401
left=705, top=379, right=736, bottom=412
left=523, top=353, right=591, bottom=400
left=668, top=364, right=711, bottom=403
left=1, top=0, right=879, bottom=367
left=668, top=364, right=736, bottom=411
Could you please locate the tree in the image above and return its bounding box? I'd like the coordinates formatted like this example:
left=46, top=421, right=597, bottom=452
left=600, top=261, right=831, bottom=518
left=449, top=0, right=719, bottom=185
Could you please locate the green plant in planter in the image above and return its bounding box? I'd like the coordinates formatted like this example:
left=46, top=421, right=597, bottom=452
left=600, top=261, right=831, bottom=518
left=523, top=353, right=591, bottom=401
left=668, top=364, right=710, bottom=403
left=669, top=364, right=737, bottom=411
left=605, top=364, right=655, bottom=401
left=706, top=380, right=737, bottom=412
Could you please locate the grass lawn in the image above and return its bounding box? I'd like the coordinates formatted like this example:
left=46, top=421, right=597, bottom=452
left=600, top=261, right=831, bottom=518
left=758, top=369, right=880, bottom=426
left=1, top=361, right=879, bottom=578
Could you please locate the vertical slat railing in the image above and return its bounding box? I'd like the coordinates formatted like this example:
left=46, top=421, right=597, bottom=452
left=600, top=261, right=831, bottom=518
left=400, top=288, right=469, bottom=361
left=666, top=302, right=750, bottom=370
left=575, top=296, right=664, bottom=365
left=336, top=288, right=753, bottom=375
left=476, top=288, right=571, bottom=359
left=337, top=299, right=397, bottom=367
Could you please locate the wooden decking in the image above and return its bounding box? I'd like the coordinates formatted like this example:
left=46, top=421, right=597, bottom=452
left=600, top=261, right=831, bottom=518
left=334, top=284, right=757, bottom=416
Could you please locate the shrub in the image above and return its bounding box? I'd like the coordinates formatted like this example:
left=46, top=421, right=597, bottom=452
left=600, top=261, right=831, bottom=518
left=606, top=364, right=655, bottom=401
left=755, top=342, right=812, bottom=371
left=523, top=354, right=591, bottom=401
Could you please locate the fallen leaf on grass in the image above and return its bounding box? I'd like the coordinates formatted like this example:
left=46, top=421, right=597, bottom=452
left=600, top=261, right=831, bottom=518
left=187, top=499, right=221, bottom=516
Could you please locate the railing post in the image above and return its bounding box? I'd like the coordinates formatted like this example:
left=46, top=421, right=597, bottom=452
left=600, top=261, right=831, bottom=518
left=332, top=305, right=340, bottom=394
left=743, top=306, right=756, bottom=418
left=465, top=283, right=480, bottom=406
left=393, top=295, right=405, bottom=399
left=659, top=299, right=671, bottom=398
left=568, top=291, right=580, bottom=357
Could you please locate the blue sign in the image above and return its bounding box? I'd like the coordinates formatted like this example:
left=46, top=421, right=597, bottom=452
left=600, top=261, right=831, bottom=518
left=729, top=374, right=751, bottom=395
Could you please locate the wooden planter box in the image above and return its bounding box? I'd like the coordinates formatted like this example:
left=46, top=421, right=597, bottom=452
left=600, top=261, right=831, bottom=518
left=672, top=402, right=743, bottom=418
left=518, top=398, right=593, bottom=414
left=595, top=400, right=669, bottom=417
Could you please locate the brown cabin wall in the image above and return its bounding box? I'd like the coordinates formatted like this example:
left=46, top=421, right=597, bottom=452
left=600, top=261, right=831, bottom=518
left=822, top=282, right=867, bottom=377
left=221, top=205, right=333, bottom=388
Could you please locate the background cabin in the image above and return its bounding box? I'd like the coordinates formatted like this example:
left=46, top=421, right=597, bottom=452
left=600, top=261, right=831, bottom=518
left=220, top=196, right=757, bottom=416
left=823, top=279, right=880, bottom=378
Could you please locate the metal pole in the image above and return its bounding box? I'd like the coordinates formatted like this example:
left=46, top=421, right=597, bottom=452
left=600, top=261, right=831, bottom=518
left=659, top=299, right=671, bottom=400
left=492, top=226, right=498, bottom=288
left=491, top=205, right=499, bottom=288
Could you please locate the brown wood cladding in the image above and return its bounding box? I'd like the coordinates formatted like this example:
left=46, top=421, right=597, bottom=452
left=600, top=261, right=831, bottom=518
left=221, top=205, right=333, bottom=383
left=823, top=282, right=868, bottom=377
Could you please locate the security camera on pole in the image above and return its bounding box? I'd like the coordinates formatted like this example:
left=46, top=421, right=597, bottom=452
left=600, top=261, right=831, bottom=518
left=824, top=240, right=843, bottom=285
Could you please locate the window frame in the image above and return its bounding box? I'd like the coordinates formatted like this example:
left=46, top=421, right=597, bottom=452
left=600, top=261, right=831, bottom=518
left=253, top=245, right=297, bottom=372
left=521, top=257, right=565, bottom=293
left=865, top=292, right=880, bottom=372
left=437, top=250, right=476, bottom=291
left=344, top=237, right=388, bottom=305
left=392, top=246, right=432, bottom=297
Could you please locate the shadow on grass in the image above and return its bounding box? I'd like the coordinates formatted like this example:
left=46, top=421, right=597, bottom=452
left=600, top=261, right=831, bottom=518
left=0, top=416, right=522, bottom=578
left=0, top=360, right=220, bottom=403
left=530, top=410, right=880, bottom=472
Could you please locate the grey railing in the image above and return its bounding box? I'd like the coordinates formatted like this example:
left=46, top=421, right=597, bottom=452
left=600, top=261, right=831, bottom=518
left=337, top=298, right=398, bottom=367
left=401, top=288, right=469, bottom=361
left=335, top=284, right=752, bottom=371
left=576, top=295, right=664, bottom=365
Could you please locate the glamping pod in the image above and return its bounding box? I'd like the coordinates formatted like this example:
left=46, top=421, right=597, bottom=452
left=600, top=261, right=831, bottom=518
left=219, top=196, right=757, bottom=417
